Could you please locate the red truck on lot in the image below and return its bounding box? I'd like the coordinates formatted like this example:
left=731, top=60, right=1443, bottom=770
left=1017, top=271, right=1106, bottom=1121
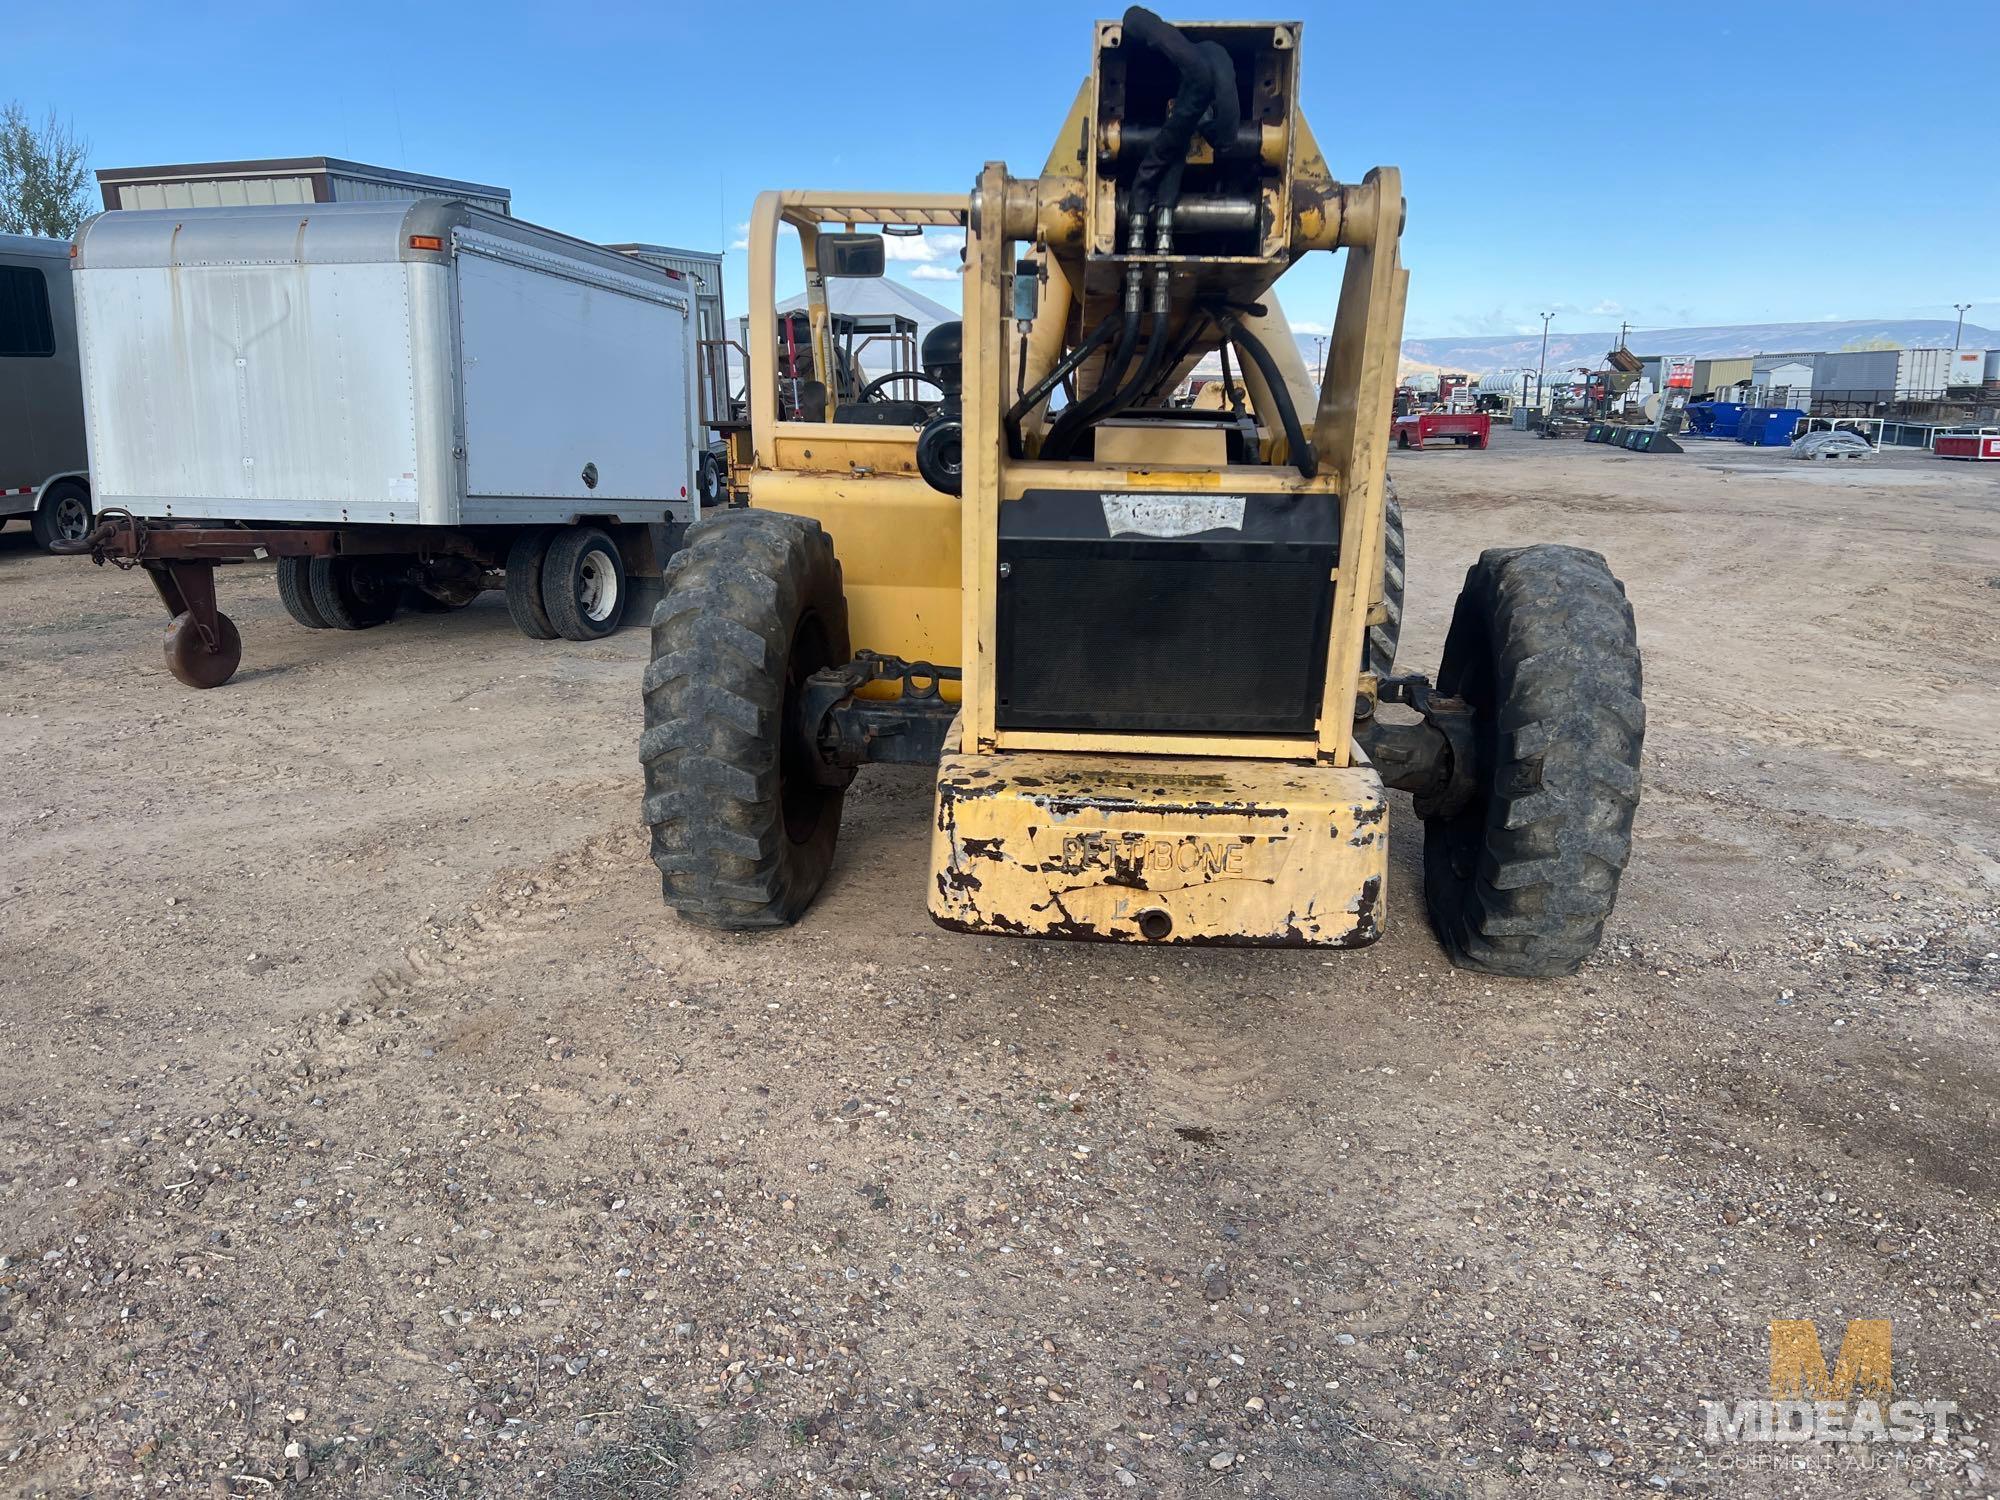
left=1393, top=410, right=1491, bottom=450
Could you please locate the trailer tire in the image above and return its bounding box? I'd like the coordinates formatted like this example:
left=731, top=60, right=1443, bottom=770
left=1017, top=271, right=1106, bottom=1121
left=504, top=529, right=561, bottom=640
left=308, top=557, right=400, bottom=630
left=1368, top=479, right=1405, bottom=680
left=30, top=479, right=92, bottom=551
left=1421, top=545, right=1644, bottom=978
left=276, top=557, right=330, bottom=629
left=641, top=509, right=849, bottom=929
left=698, top=450, right=727, bottom=506
left=541, top=526, right=628, bottom=641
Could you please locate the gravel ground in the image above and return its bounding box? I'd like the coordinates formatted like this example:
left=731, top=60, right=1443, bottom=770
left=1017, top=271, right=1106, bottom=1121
left=1, top=431, right=1995, bottom=1498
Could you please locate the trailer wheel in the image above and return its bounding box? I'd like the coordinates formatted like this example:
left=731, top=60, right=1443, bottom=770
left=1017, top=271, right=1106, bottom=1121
left=1421, top=545, right=1644, bottom=978
left=30, top=480, right=93, bottom=551
left=162, top=610, right=243, bottom=689
left=504, top=529, right=560, bottom=640
left=641, top=509, right=849, bottom=929
left=308, top=557, right=400, bottom=630
left=276, top=557, right=330, bottom=629
left=698, top=450, right=727, bottom=506
left=541, top=526, right=628, bottom=641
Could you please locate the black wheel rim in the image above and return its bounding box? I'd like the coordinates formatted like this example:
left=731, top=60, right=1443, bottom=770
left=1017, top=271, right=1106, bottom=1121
left=345, top=561, right=400, bottom=621
left=1437, top=637, right=1498, bottom=884
left=779, top=612, right=835, bottom=844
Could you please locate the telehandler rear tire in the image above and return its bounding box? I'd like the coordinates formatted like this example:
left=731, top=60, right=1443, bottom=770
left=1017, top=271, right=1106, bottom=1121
left=1421, top=544, right=1643, bottom=978
left=641, top=510, right=850, bottom=929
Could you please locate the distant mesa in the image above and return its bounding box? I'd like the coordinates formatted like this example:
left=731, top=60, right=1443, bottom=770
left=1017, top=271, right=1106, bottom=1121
left=1396, top=318, right=1998, bottom=377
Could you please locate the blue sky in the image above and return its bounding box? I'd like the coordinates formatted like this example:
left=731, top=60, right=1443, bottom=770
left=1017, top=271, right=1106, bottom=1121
left=12, top=0, right=1997, bottom=339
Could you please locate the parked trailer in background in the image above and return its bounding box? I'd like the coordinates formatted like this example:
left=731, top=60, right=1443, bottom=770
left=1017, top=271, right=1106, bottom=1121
left=1394, top=410, right=1490, bottom=450
left=65, top=200, right=696, bottom=687
left=0, top=234, right=94, bottom=549
left=605, top=242, right=731, bottom=504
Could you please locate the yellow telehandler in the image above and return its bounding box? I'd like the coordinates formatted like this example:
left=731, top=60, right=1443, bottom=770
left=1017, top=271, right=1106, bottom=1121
left=642, top=10, right=1643, bottom=976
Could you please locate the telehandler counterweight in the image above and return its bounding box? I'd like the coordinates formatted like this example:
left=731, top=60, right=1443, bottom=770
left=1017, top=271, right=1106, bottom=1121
left=642, top=10, right=1644, bottom=975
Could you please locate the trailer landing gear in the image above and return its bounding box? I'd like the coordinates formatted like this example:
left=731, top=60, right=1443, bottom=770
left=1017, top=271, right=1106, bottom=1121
left=153, top=561, right=245, bottom=688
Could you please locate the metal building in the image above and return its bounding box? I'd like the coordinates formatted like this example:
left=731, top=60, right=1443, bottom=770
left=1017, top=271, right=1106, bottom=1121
left=96, top=157, right=510, bottom=216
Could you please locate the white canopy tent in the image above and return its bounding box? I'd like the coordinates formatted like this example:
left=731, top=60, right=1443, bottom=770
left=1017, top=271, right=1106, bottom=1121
left=728, top=278, right=959, bottom=399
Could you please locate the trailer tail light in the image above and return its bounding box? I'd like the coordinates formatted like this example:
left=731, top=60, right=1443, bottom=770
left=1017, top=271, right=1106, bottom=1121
left=408, top=235, right=443, bottom=252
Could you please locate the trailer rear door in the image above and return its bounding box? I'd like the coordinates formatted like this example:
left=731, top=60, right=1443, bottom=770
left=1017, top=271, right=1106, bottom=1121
left=75, top=258, right=425, bottom=522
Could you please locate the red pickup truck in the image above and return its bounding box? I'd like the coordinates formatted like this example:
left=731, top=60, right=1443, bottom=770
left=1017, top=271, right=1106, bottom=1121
left=1393, top=410, right=1491, bottom=450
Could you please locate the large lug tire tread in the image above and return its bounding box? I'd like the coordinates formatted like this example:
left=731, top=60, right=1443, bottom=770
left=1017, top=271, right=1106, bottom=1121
left=641, top=510, right=849, bottom=930
left=542, top=526, right=628, bottom=642
left=1368, top=479, right=1405, bottom=680
left=504, top=528, right=561, bottom=640
left=276, top=557, right=330, bottom=628
left=1422, top=544, right=1644, bottom=978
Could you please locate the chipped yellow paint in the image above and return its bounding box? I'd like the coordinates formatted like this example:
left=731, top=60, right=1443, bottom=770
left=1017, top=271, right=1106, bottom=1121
left=928, top=723, right=1387, bottom=947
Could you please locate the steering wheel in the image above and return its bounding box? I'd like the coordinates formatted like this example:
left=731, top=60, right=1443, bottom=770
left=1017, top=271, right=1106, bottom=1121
left=857, top=370, right=944, bottom=403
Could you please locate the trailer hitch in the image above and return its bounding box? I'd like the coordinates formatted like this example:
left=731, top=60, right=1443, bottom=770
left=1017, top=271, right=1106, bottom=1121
left=1354, top=674, right=1479, bottom=818
left=800, top=652, right=962, bottom=785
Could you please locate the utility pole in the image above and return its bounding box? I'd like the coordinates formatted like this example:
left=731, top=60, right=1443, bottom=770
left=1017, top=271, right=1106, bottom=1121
left=1953, top=304, right=1971, bottom=349
left=1618, top=320, right=1631, bottom=350
left=1537, top=312, right=1554, bottom=409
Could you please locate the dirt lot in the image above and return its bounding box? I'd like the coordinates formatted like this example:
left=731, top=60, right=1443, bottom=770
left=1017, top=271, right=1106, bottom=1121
left=1, top=431, right=1996, bottom=1499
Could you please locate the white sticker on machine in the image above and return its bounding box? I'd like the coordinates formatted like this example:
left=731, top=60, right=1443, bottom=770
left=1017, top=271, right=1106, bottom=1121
left=1098, top=492, right=1248, bottom=538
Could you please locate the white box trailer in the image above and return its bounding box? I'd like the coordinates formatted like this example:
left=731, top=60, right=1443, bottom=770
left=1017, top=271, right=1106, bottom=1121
left=66, top=199, right=698, bottom=686
left=606, top=242, right=731, bottom=503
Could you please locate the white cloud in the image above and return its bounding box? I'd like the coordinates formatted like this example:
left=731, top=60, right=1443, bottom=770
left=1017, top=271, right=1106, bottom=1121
left=1290, top=319, right=1330, bottom=336
left=883, top=230, right=965, bottom=264
left=910, top=264, right=959, bottom=282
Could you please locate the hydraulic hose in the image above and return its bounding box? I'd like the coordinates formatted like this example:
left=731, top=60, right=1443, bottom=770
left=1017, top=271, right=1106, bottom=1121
left=1041, top=253, right=1146, bottom=460
left=1121, top=8, right=1231, bottom=223
left=1215, top=309, right=1318, bottom=479
left=1005, top=311, right=1124, bottom=458
left=1077, top=211, right=1175, bottom=432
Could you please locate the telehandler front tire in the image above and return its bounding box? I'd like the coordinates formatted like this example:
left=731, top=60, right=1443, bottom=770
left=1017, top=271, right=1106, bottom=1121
left=1421, top=544, right=1644, bottom=978
left=641, top=510, right=850, bottom=929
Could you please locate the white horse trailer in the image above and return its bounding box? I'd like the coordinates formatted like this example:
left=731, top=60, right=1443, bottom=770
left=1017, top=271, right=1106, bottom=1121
left=67, top=199, right=697, bottom=686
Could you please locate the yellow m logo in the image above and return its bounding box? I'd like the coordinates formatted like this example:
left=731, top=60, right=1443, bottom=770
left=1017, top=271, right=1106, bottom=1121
left=1769, top=1318, right=1893, bottom=1402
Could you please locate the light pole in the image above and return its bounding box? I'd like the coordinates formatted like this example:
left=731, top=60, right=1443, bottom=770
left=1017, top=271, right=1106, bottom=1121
left=1537, top=312, right=1554, bottom=408
left=1313, top=335, right=1327, bottom=382
left=1953, top=303, right=1971, bottom=349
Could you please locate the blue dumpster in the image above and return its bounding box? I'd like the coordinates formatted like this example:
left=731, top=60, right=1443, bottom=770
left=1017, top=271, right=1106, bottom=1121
left=1736, top=407, right=1803, bottom=446
left=1704, top=400, right=1752, bottom=434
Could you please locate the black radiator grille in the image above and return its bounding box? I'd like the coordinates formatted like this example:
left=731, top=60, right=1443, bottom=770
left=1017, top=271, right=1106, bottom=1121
left=994, top=488, right=1339, bottom=735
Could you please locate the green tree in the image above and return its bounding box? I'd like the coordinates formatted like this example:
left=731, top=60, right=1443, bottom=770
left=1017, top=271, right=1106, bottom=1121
left=0, top=103, right=91, bottom=239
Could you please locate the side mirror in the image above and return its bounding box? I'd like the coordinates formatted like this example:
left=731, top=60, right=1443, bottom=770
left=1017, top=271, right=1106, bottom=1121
left=818, top=233, right=885, bottom=278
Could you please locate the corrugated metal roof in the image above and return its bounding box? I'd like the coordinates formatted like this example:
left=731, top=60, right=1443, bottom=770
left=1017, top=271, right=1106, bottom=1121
left=97, top=157, right=510, bottom=216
